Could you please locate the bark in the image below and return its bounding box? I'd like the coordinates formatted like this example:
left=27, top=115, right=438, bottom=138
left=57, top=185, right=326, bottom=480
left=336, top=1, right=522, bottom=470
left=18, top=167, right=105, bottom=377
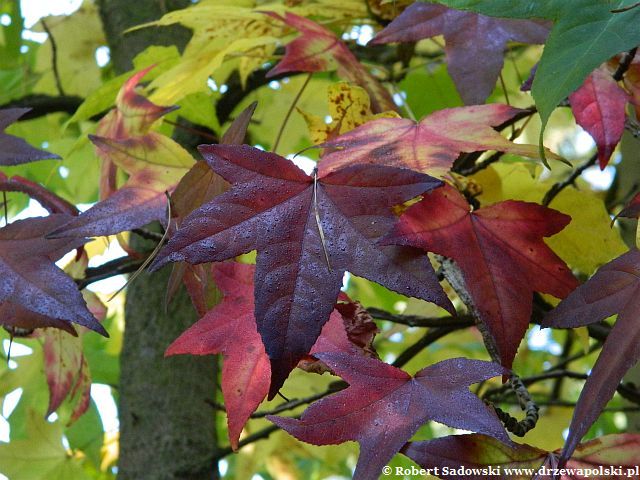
left=96, top=1, right=219, bottom=478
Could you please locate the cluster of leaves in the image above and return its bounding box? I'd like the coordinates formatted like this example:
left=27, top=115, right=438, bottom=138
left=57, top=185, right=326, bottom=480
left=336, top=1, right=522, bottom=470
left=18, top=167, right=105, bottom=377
left=2, top=0, right=640, bottom=478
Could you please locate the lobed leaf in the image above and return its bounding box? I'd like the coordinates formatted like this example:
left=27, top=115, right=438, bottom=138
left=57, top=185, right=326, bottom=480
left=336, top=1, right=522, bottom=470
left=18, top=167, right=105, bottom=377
left=152, top=144, right=452, bottom=397
left=383, top=183, right=578, bottom=368
left=270, top=353, right=509, bottom=480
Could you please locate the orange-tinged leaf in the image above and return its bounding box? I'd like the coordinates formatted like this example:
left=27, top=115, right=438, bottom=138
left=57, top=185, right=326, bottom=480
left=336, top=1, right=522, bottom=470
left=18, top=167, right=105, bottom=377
left=318, top=104, right=559, bottom=177
left=298, top=82, right=399, bottom=144
left=266, top=12, right=397, bottom=113
left=49, top=68, right=194, bottom=238
left=383, top=184, right=578, bottom=368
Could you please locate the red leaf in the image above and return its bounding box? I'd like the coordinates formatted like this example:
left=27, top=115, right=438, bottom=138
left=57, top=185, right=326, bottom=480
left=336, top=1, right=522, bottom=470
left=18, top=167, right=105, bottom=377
left=0, top=108, right=60, bottom=165
left=618, top=192, right=640, bottom=219
left=383, top=184, right=578, bottom=368
left=403, top=433, right=640, bottom=479
left=152, top=144, right=451, bottom=397
left=265, top=12, right=396, bottom=113
left=318, top=104, right=558, bottom=177
left=269, top=353, right=509, bottom=480
left=166, top=262, right=270, bottom=451
left=43, top=328, right=92, bottom=422
left=0, top=215, right=106, bottom=336
left=543, top=248, right=640, bottom=462
left=166, top=262, right=375, bottom=449
left=371, top=3, right=549, bottom=105
left=569, top=67, right=629, bottom=169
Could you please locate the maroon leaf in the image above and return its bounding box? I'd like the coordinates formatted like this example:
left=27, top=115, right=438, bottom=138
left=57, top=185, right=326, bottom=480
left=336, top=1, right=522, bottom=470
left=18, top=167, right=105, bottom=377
left=618, top=192, right=640, bottom=219
left=0, top=301, right=77, bottom=337
left=542, top=248, right=640, bottom=462
left=265, top=12, right=396, bottom=113
left=166, top=262, right=270, bottom=450
left=382, top=184, right=578, bottom=368
left=0, top=215, right=106, bottom=336
left=569, top=67, right=629, bottom=169
left=269, top=353, right=509, bottom=480
left=152, top=144, right=451, bottom=397
left=0, top=108, right=60, bottom=165
left=370, top=2, right=549, bottom=105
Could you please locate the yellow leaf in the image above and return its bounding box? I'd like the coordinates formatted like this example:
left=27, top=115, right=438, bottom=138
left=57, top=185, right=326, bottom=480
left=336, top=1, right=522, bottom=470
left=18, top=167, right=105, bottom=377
left=299, top=82, right=399, bottom=144
left=575, top=327, right=591, bottom=354
left=473, top=163, right=627, bottom=274
left=135, top=1, right=368, bottom=103
left=33, top=1, right=105, bottom=97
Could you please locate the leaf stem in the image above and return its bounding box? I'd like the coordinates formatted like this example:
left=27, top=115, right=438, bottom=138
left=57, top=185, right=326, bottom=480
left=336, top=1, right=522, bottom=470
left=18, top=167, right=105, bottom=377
left=272, top=73, right=312, bottom=153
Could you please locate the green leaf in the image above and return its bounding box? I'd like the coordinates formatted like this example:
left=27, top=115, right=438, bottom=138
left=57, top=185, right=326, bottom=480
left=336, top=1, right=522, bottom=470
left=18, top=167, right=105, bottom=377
left=434, top=1, right=640, bottom=137
left=0, top=409, right=90, bottom=480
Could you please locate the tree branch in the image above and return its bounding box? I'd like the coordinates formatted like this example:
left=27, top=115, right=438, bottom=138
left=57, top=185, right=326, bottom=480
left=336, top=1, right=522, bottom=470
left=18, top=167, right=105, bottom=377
left=542, top=153, right=598, bottom=206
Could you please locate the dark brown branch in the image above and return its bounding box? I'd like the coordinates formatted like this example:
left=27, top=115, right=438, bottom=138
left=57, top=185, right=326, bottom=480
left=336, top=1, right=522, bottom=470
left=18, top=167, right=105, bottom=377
left=76, top=255, right=145, bottom=290
left=211, top=425, right=281, bottom=461
left=613, top=47, right=638, bottom=81
left=0, top=94, right=83, bottom=119
left=132, top=228, right=165, bottom=242
left=367, top=307, right=474, bottom=328
left=40, top=19, right=65, bottom=97
left=542, top=153, right=598, bottom=206
left=392, top=326, right=462, bottom=368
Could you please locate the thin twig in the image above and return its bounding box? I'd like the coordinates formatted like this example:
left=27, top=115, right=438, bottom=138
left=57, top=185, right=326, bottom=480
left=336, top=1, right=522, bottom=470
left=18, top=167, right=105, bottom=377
left=542, top=153, right=598, bottom=206
left=392, top=326, right=461, bottom=368
left=611, top=2, right=640, bottom=13
left=40, top=19, right=65, bottom=97
left=132, top=228, right=165, bottom=242
left=367, top=308, right=474, bottom=328
left=76, top=256, right=146, bottom=290
left=212, top=425, right=281, bottom=461
left=272, top=73, right=312, bottom=153
left=163, top=119, right=218, bottom=142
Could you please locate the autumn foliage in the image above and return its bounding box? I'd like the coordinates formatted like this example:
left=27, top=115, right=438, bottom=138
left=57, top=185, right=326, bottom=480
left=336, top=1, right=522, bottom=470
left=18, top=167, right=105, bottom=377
left=2, top=1, right=640, bottom=479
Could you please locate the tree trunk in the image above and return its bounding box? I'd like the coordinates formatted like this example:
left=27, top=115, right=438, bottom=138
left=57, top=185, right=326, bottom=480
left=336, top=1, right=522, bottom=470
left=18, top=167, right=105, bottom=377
left=96, top=2, right=219, bottom=479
